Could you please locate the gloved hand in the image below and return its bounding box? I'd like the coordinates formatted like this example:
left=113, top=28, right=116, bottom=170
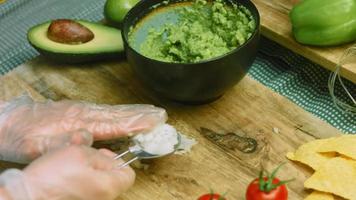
left=0, top=146, right=135, bottom=200
left=0, top=96, right=167, bottom=163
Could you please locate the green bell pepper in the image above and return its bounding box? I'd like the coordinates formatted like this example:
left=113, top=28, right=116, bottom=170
left=290, top=0, right=356, bottom=46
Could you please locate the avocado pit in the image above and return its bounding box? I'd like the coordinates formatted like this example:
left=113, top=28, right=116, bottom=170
left=47, top=19, right=94, bottom=44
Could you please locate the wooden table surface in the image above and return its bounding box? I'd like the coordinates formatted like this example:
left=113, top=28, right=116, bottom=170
left=252, top=0, right=356, bottom=84
left=0, top=56, right=341, bottom=200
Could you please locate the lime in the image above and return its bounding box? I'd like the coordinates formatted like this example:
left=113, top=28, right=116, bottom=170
left=104, top=0, right=139, bottom=27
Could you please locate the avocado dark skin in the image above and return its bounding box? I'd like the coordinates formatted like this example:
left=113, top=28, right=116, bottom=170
left=31, top=49, right=123, bottom=64
left=27, top=19, right=124, bottom=63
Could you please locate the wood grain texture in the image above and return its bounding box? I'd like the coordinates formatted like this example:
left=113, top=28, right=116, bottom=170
left=252, top=0, right=356, bottom=84
left=0, top=56, right=341, bottom=200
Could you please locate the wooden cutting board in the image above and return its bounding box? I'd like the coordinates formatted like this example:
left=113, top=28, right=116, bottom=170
left=252, top=0, right=356, bottom=84
left=0, top=57, right=341, bottom=200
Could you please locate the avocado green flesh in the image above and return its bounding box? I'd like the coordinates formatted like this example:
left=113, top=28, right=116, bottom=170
left=28, top=21, right=124, bottom=62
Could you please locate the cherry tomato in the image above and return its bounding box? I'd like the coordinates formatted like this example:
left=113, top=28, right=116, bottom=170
left=198, top=193, right=226, bottom=200
left=246, top=164, right=293, bottom=200
left=246, top=177, right=288, bottom=200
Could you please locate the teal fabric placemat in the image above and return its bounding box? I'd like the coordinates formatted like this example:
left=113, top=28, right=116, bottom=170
left=0, top=0, right=355, bottom=133
left=252, top=38, right=355, bottom=133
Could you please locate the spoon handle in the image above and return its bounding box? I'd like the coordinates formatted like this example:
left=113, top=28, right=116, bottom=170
left=114, top=150, right=139, bottom=168
left=118, top=156, right=139, bottom=169
left=114, top=150, right=130, bottom=160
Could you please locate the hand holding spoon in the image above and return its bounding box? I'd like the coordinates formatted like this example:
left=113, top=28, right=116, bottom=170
left=115, top=129, right=181, bottom=168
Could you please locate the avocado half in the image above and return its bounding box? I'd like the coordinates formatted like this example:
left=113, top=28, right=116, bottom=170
left=27, top=20, right=124, bottom=63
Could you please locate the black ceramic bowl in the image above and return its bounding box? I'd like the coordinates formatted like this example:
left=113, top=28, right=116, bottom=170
left=122, top=0, right=260, bottom=104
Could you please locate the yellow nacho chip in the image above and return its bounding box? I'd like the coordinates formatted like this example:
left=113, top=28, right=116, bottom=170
left=304, top=191, right=334, bottom=200
left=317, top=135, right=356, bottom=160
left=286, top=139, right=335, bottom=170
left=286, top=152, right=295, bottom=160
left=304, top=157, right=356, bottom=200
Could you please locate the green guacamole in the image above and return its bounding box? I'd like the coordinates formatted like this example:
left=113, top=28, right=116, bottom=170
left=129, top=0, right=255, bottom=63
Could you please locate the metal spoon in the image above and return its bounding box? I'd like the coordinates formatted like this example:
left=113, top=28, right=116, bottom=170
left=114, top=133, right=181, bottom=168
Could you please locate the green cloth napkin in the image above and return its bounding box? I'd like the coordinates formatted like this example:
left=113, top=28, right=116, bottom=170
left=0, top=0, right=355, bottom=133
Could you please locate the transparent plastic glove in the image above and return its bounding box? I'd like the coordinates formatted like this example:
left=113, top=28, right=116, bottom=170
left=0, top=146, right=135, bottom=200
left=0, top=96, right=167, bottom=163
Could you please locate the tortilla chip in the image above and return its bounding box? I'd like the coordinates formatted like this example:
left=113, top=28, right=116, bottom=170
left=317, top=135, right=356, bottom=160
left=286, top=139, right=334, bottom=170
left=286, top=152, right=295, bottom=160
left=304, top=157, right=356, bottom=200
left=304, top=191, right=334, bottom=200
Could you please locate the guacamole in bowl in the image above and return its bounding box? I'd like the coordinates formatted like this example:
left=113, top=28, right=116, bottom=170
left=122, top=0, right=260, bottom=103
left=128, top=0, right=256, bottom=63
